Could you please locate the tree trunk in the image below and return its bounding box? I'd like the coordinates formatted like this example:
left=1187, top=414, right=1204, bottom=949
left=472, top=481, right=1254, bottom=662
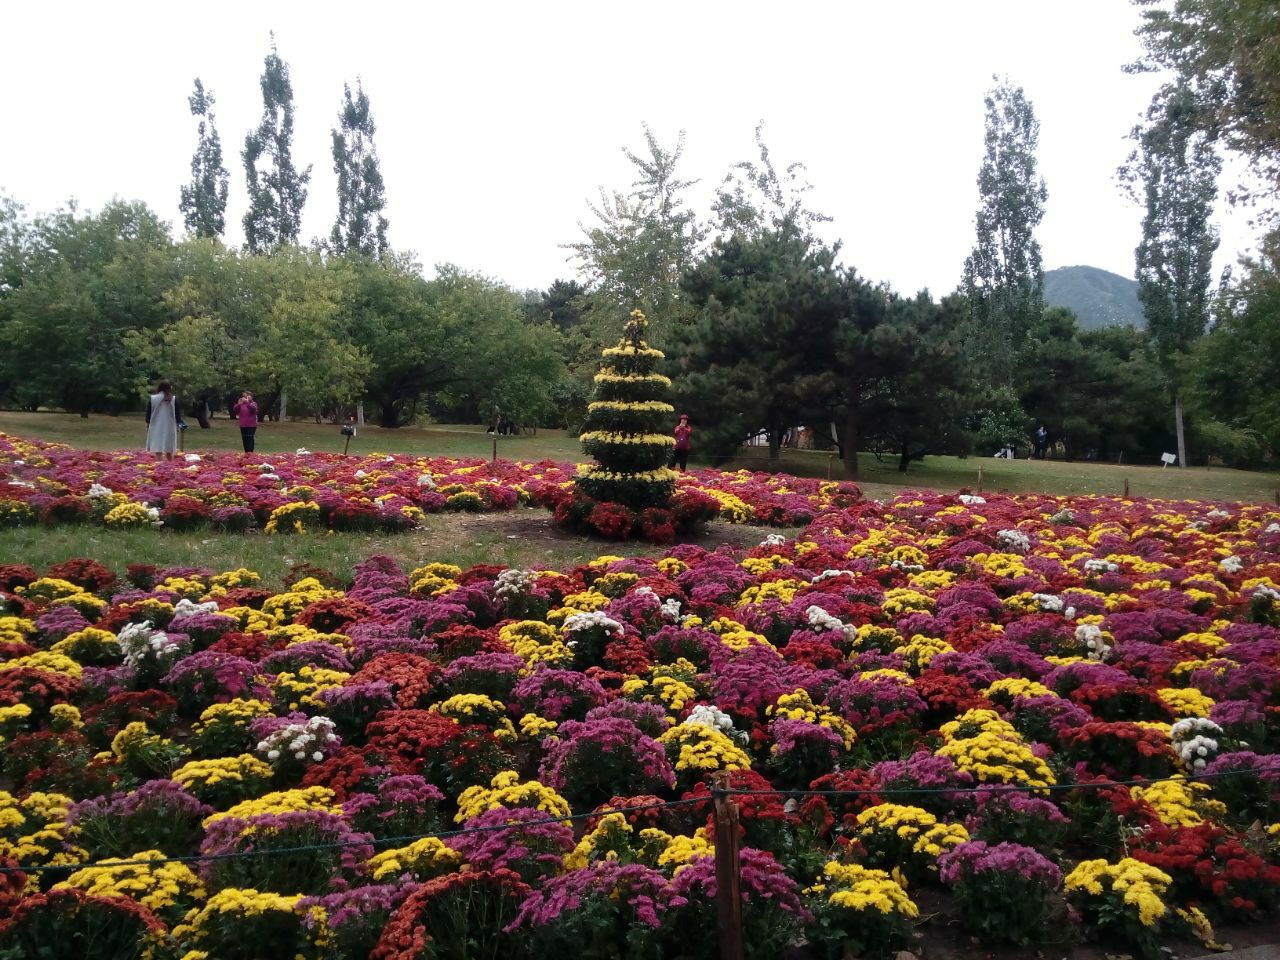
left=356, top=401, right=365, bottom=427
left=377, top=399, right=401, bottom=429
left=279, top=389, right=288, bottom=421
left=767, top=427, right=781, bottom=462
left=1174, top=393, right=1187, bottom=468
left=841, top=408, right=860, bottom=480
left=195, top=401, right=211, bottom=430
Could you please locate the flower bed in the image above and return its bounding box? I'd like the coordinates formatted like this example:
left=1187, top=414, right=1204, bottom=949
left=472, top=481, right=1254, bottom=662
left=0, top=489, right=1277, bottom=957
left=0, top=431, right=859, bottom=533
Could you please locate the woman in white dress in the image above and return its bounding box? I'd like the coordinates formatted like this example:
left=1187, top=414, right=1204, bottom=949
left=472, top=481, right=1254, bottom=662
left=145, top=380, right=180, bottom=460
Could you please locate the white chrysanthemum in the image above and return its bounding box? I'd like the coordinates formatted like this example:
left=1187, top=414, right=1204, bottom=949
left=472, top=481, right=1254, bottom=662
left=256, top=716, right=341, bottom=767
left=295, top=447, right=311, bottom=456
left=684, top=704, right=735, bottom=734
left=958, top=494, right=986, bottom=506
left=1170, top=717, right=1223, bottom=772
left=1219, top=555, right=1243, bottom=574
left=759, top=533, right=787, bottom=548
left=87, top=483, right=114, bottom=498
left=806, top=605, right=849, bottom=636
left=562, top=610, right=625, bottom=637
left=996, top=528, right=1031, bottom=553
left=173, top=598, right=219, bottom=618
left=1075, top=623, right=1112, bottom=661
left=811, top=569, right=855, bottom=583
left=494, top=568, right=537, bottom=600
left=1032, top=593, right=1064, bottom=613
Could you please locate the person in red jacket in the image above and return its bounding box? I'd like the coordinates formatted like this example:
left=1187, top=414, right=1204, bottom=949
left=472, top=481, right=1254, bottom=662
left=673, top=414, right=692, bottom=472
left=232, top=391, right=259, bottom=453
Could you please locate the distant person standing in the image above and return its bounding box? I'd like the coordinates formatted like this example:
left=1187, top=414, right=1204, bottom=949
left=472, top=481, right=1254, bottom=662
left=145, top=381, right=180, bottom=461
left=232, top=391, right=259, bottom=453
left=1034, top=424, right=1049, bottom=460
left=673, top=413, right=692, bottom=472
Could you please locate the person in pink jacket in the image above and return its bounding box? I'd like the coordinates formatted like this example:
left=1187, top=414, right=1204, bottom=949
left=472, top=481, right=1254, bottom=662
left=672, top=414, right=692, bottom=472
left=232, top=391, right=259, bottom=453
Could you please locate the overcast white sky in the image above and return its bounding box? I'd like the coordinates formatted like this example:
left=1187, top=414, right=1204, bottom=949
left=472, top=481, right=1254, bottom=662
left=0, top=1, right=1263, bottom=296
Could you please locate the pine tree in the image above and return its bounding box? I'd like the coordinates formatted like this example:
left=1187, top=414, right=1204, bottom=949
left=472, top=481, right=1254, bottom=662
left=577, top=309, right=677, bottom=510
left=242, top=39, right=311, bottom=252
left=179, top=79, right=229, bottom=239
left=330, top=80, right=389, bottom=256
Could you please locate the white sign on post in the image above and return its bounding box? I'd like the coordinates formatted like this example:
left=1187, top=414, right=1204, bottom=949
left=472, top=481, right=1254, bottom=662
left=1160, top=452, right=1177, bottom=468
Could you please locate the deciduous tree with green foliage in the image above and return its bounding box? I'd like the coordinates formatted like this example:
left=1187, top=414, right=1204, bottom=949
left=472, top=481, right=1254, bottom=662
left=243, top=40, right=311, bottom=253
left=1130, top=0, right=1280, bottom=206
left=348, top=260, right=564, bottom=428
left=568, top=125, right=704, bottom=342
left=0, top=201, right=176, bottom=416
left=962, top=77, right=1048, bottom=384
left=179, top=79, right=229, bottom=239
left=1188, top=238, right=1280, bottom=464
left=712, top=122, right=833, bottom=242
left=330, top=80, right=389, bottom=257
left=1122, top=84, right=1221, bottom=468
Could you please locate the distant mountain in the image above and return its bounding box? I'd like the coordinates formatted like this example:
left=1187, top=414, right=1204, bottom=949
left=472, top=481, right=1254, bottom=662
left=1044, top=265, right=1145, bottom=330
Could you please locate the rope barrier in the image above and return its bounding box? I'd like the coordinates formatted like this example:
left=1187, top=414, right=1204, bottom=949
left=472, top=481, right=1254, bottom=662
left=2, top=765, right=1271, bottom=875
left=712, top=766, right=1262, bottom=799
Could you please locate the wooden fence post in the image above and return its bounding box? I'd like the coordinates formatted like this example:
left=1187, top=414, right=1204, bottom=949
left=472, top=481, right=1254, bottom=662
left=977, top=464, right=984, bottom=493
left=492, top=435, right=498, bottom=462
left=711, top=772, right=744, bottom=960
left=1124, top=478, right=1130, bottom=498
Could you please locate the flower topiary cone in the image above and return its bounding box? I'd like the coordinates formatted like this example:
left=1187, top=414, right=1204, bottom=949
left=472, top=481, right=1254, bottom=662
left=577, top=309, right=678, bottom=510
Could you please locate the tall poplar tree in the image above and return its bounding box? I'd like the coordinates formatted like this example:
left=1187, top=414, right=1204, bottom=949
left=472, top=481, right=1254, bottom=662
left=242, top=39, right=311, bottom=252
left=1122, top=85, right=1221, bottom=468
left=330, top=80, right=389, bottom=257
left=962, top=77, right=1048, bottom=381
left=179, top=79, right=229, bottom=239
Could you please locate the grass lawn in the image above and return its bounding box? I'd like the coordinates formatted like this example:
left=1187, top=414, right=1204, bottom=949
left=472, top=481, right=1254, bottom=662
left=3, top=410, right=1278, bottom=505
left=0, top=507, right=768, bottom=587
